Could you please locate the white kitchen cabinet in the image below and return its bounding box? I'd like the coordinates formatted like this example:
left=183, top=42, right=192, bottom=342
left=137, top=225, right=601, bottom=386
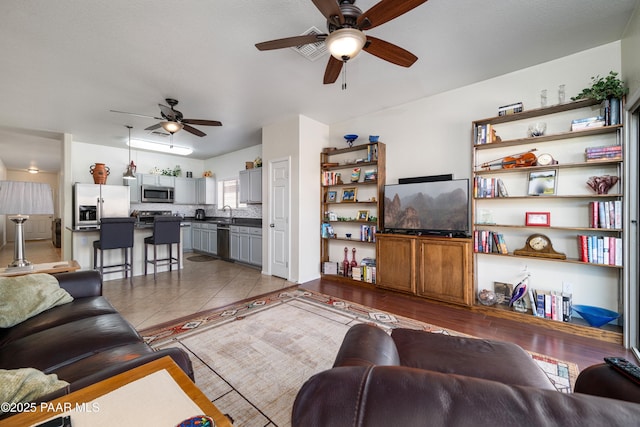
left=230, top=228, right=240, bottom=261
left=192, top=222, right=217, bottom=255
left=239, top=168, right=262, bottom=204
left=141, top=174, right=175, bottom=187
left=174, top=178, right=197, bottom=204
left=197, top=178, right=216, bottom=205
left=124, top=173, right=141, bottom=203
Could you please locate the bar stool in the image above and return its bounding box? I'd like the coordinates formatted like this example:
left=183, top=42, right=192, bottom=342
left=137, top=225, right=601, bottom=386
left=144, top=216, right=182, bottom=280
left=93, top=217, right=135, bottom=283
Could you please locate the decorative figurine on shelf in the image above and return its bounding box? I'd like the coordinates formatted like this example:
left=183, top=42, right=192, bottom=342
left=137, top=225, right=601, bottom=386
left=344, top=134, right=358, bottom=147
left=478, top=289, right=497, bottom=306
left=509, top=275, right=529, bottom=313
left=587, top=175, right=619, bottom=194
left=343, top=247, right=350, bottom=277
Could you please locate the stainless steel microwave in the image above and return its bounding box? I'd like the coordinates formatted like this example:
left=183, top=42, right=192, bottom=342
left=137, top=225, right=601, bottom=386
left=141, top=185, right=174, bottom=203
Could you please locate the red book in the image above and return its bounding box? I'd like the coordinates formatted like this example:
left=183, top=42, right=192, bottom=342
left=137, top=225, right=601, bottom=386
left=578, top=235, right=588, bottom=262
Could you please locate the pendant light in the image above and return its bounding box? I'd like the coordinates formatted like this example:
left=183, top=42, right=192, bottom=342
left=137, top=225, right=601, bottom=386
left=123, top=125, right=137, bottom=180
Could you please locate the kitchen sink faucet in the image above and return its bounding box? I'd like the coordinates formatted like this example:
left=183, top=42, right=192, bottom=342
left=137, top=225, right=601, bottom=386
left=223, top=205, right=233, bottom=220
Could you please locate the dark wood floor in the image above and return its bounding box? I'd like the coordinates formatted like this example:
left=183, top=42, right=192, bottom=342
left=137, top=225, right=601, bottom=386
left=301, top=278, right=635, bottom=371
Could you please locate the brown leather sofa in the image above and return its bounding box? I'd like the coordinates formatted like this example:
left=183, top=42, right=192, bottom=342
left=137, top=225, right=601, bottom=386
left=0, top=270, right=192, bottom=403
left=292, top=323, right=640, bottom=427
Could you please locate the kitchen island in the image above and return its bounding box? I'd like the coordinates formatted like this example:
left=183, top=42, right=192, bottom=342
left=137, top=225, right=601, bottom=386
left=67, top=223, right=190, bottom=281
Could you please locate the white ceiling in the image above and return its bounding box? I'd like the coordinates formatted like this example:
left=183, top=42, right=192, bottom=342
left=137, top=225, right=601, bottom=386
left=0, top=0, right=637, bottom=173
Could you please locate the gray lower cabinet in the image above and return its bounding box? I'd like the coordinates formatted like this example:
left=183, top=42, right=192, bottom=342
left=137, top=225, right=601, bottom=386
left=182, top=223, right=192, bottom=251
left=230, top=225, right=262, bottom=267
left=192, top=222, right=217, bottom=255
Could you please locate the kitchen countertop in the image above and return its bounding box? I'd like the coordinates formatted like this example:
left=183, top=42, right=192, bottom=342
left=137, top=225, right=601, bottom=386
left=186, top=217, right=262, bottom=227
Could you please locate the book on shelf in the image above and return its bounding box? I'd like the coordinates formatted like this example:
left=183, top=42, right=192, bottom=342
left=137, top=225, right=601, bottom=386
left=473, top=230, right=508, bottom=254
left=497, top=102, right=523, bottom=116
left=585, top=144, right=622, bottom=161
left=571, top=116, right=605, bottom=131
left=474, top=124, right=502, bottom=144
left=577, top=234, right=622, bottom=266
left=366, top=144, right=378, bottom=162
left=588, top=201, right=622, bottom=229
left=474, top=177, right=508, bottom=198
left=360, top=224, right=377, bottom=242
left=530, top=289, right=572, bottom=322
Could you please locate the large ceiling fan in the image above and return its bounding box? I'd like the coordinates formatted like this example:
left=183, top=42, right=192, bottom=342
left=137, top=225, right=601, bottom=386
left=255, top=0, right=428, bottom=85
left=110, top=98, right=222, bottom=137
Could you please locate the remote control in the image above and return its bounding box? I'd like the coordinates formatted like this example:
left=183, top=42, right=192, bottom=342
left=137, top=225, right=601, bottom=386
left=604, top=357, right=640, bottom=385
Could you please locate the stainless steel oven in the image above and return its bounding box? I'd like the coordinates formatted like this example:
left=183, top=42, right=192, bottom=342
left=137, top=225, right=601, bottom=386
left=141, top=185, right=174, bottom=203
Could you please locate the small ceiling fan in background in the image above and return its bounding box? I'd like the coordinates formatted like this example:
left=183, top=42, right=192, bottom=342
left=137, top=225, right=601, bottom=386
left=255, top=0, right=429, bottom=86
left=110, top=98, right=222, bottom=137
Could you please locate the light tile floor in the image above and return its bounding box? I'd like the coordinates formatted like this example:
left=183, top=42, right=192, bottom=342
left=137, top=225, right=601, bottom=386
left=0, top=240, right=294, bottom=330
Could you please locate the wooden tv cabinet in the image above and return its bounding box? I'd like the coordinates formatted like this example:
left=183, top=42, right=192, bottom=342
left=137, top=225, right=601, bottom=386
left=376, top=234, right=473, bottom=306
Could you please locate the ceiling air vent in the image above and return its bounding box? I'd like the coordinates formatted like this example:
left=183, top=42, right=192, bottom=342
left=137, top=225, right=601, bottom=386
left=290, top=26, right=327, bottom=62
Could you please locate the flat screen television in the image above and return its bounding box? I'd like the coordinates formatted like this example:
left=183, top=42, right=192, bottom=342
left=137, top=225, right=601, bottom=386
left=383, top=178, right=470, bottom=236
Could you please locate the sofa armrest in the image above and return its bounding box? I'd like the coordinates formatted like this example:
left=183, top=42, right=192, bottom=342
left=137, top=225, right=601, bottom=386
left=575, top=363, right=640, bottom=404
left=53, top=270, right=102, bottom=298
left=333, top=324, right=399, bottom=368
left=293, top=366, right=640, bottom=427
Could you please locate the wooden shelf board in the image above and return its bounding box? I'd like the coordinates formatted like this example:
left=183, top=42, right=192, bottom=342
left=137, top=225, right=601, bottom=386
left=320, top=273, right=376, bottom=289
left=474, top=194, right=622, bottom=200
left=474, top=251, right=623, bottom=268
left=472, top=303, right=622, bottom=344
left=323, top=237, right=376, bottom=244
left=474, top=223, right=622, bottom=233
left=322, top=161, right=378, bottom=171
left=474, top=159, right=622, bottom=174
left=473, top=98, right=600, bottom=125
left=322, top=142, right=379, bottom=156
left=322, top=180, right=378, bottom=187
left=474, top=125, right=621, bottom=150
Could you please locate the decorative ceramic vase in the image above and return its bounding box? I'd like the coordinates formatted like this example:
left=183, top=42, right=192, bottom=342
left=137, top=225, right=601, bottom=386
left=90, top=163, right=110, bottom=184
left=343, top=247, right=350, bottom=277
left=587, top=175, right=619, bottom=194
left=350, top=248, right=358, bottom=269
left=609, top=97, right=621, bottom=125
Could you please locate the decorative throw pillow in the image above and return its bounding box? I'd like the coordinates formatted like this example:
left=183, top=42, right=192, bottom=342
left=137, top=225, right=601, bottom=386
left=0, top=368, right=69, bottom=413
left=0, top=273, right=74, bottom=328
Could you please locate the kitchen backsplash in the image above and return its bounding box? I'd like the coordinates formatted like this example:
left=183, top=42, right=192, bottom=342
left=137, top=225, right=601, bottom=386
left=131, top=203, right=262, bottom=219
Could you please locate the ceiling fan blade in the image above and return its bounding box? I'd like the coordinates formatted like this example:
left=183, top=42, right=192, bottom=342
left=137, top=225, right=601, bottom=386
left=183, top=124, right=206, bottom=137
left=323, top=56, right=343, bottom=84
left=110, top=110, right=162, bottom=120
left=357, top=0, right=429, bottom=30
left=363, top=36, right=418, bottom=67
left=255, top=34, right=326, bottom=51
left=144, top=123, right=162, bottom=131
left=182, top=119, right=222, bottom=127
left=158, top=103, right=178, bottom=120
left=311, top=0, right=344, bottom=25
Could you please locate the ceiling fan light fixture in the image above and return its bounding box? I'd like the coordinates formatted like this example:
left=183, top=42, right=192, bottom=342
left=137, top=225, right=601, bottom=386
left=326, top=28, right=366, bottom=61
left=161, top=121, right=184, bottom=134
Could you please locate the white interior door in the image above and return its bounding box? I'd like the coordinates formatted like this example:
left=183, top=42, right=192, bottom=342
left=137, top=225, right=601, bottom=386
left=270, top=158, right=290, bottom=279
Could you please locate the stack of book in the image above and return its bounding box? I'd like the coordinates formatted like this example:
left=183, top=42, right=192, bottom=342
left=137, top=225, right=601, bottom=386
left=473, top=230, right=508, bottom=254
left=528, top=289, right=572, bottom=322
left=352, top=258, right=376, bottom=283
left=584, top=144, right=622, bottom=162
left=366, top=144, right=378, bottom=162
left=571, top=116, right=605, bottom=131
left=577, top=235, right=623, bottom=265
left=473, top=177, right=508, bottom=198
left=589, top=201, right=622, bottom=229
left=497, top=102, right=523, bottom=116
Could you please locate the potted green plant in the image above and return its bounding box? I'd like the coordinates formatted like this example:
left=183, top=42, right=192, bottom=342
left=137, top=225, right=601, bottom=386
left=572, top=71, right=628, bottom=125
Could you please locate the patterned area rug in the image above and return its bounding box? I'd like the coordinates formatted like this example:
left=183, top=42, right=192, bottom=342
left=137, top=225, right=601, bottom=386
left=142, top=288, right=578, bottom=426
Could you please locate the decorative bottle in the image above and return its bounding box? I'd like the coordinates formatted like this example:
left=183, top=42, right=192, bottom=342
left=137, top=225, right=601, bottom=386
left=343, top=247, right=350, bottom=277
left=350, top=248, right=358, bottom=280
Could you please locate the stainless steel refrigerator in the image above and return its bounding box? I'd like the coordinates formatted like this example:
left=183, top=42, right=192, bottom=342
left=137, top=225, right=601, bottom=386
left=73, top=183, right=130, bottom=229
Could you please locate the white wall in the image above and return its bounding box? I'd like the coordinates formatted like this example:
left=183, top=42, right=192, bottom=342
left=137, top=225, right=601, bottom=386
left=205, top=145, right=262, bottom=182
left=328, top=42, right=623, bottom=311
left=0, top=158, right=6, bottom=247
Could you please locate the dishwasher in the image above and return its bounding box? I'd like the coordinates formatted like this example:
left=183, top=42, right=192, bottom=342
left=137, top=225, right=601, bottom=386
left=217, top=225, right=230, bottom=260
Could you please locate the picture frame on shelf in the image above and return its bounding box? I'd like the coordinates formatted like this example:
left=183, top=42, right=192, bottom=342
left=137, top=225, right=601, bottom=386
left=357, top=210, right=369, bottom=221
left=341, top=187, right=357, bottom=202
left=363, top=170, right=377, bottom=182
left=527, top=170, right=557, bottom=196
left=351, top=168, right=361, bottom=182
left=493, top=281, right=514, bottom=307
left=327, top=191, right=337, bottom=202
left=525, top=212, right=551, bottom=226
